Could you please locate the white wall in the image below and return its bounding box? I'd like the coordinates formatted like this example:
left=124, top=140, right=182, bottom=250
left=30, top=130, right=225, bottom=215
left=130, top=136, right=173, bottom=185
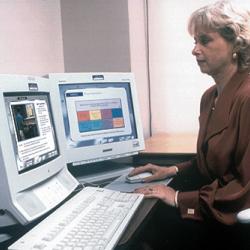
left=0, top=0, right=64, bottom=76
left=149, top=0, right=216, bottom=134
left=128, top=0, right=217, bottom=136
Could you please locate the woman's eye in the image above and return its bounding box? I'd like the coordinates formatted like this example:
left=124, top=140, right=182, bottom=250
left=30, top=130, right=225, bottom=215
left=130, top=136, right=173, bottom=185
left=199, top=35, right=211, bottom=45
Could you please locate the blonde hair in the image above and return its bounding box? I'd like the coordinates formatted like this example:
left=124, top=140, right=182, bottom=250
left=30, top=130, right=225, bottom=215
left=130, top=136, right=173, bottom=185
left=188, top=0, right=250, bottom=70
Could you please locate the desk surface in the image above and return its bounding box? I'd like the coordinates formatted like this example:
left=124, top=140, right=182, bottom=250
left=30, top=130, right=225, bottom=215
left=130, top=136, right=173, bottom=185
left=1, top=134, right=197, bottom=250
left=142, top=133, right=197, bottom=154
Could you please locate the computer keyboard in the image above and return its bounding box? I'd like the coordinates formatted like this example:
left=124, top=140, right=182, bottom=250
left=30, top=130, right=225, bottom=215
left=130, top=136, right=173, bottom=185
left=8, top=186, right=144, bottom=250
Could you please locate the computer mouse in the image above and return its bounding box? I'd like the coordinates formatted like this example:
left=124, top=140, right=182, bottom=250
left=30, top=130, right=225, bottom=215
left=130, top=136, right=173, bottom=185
left=125, top=172, right=153, bottom=183
left=236, top=208, right=250, bottom=223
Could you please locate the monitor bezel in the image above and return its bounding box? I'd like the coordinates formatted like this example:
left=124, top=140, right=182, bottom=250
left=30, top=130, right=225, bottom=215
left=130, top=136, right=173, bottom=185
left=0, top=75, right=66, bottom=194
left=49, top=72, right=145, bottom=166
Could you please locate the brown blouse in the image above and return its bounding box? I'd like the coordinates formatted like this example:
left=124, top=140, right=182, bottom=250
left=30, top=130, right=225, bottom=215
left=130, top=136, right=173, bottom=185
left=176, top=70, right=250, bottom=225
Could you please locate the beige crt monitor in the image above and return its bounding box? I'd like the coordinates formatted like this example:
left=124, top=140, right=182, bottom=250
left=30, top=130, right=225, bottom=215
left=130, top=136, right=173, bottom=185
left=47, top=73, right=145, bottom=171
left=0, top=75, right=79, bottom=228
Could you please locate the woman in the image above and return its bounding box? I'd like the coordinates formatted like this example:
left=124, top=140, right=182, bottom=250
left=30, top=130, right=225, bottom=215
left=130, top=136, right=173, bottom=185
left=129, top=0, right=250, bottom=248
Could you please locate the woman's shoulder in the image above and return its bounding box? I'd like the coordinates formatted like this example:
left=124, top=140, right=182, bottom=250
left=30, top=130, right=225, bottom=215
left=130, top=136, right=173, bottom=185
left=201, top=85, right=216, bottom=101
left=233, top=74, right=250, bottom=111
left=237, top=73, right=250, bottom=97
left=231, top=73, right=250, bottom=109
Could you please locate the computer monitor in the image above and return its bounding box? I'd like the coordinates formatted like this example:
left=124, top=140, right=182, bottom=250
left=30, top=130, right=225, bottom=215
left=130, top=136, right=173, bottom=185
left=48, top=73, right=145, bottom=172
left=0, top=75, right=78, bottom=228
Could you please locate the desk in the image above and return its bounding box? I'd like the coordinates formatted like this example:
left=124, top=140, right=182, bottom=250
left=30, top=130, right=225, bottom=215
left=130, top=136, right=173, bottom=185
left=143, top=133, right=197, bottom=154
left=134, top=132, right=197, bottom=166
left=117, top=133, right=197, bottom=248
left=1, top=133, right=197, bottom=250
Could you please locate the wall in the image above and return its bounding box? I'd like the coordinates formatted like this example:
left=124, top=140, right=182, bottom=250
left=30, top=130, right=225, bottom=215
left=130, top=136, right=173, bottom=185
left=0, top=0, right=150, bottom=138
left=128, top=0, right=216, bottom=136
left=0, top=0, right=64, bottom=75
left=61, top=0, right=131, bottom=72
left=148, top=0, right=215, bottom=134
left=0, top=0, right=217, bottom=137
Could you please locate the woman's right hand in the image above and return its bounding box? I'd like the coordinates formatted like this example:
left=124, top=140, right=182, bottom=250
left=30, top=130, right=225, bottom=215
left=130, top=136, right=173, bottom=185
left=128, top=163, right=178, bottom=183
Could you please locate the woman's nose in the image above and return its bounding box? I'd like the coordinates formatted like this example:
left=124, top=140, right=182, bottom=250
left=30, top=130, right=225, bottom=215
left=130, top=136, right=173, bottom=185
left=192, top=44, right=201, bottom=56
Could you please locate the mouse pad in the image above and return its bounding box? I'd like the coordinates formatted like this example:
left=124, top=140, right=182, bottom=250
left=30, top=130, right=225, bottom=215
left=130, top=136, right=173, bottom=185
left=105, top=167, right=172, bottom=192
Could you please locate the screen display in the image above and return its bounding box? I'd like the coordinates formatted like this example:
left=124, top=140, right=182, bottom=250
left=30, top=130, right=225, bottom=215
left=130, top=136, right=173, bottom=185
left=76, top=98, right=125, bottom=133
left=59, top=82, right=138, bottom=148
left=4, top=92, right=59, bottom=174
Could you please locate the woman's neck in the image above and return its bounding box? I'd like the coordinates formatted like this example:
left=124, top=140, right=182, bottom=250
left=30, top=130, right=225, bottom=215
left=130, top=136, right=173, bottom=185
left=212, top=64, right=238, bottom=96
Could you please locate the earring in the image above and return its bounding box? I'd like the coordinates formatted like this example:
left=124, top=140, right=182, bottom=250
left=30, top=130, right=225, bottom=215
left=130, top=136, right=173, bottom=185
left=232, top=52, right=238, bottom=60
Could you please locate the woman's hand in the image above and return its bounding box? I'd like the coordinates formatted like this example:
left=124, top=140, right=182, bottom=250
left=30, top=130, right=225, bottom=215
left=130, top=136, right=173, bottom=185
left=128, top=163, right=178, bottom=183
left=134, top=184, right=177, bottom=207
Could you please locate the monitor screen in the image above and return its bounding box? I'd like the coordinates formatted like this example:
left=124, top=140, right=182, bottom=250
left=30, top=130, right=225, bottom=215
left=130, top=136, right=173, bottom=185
left=49, top=73, right=145, bottom=166
left=4, top=92, right=59, bottom=174
left=60, top=82, right=137, bottom=149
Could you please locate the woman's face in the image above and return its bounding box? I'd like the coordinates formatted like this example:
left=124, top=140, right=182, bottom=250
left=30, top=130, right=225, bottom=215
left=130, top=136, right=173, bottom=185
left=192, top=31, right=235, bottom=76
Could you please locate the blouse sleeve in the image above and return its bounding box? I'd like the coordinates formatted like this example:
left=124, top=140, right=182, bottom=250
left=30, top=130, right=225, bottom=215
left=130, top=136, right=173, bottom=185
left=175, top=158, right=196, bottom=172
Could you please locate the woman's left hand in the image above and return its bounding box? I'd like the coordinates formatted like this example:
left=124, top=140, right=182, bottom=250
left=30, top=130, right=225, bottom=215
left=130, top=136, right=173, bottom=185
left=134, top=184, right=177, bottom=207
